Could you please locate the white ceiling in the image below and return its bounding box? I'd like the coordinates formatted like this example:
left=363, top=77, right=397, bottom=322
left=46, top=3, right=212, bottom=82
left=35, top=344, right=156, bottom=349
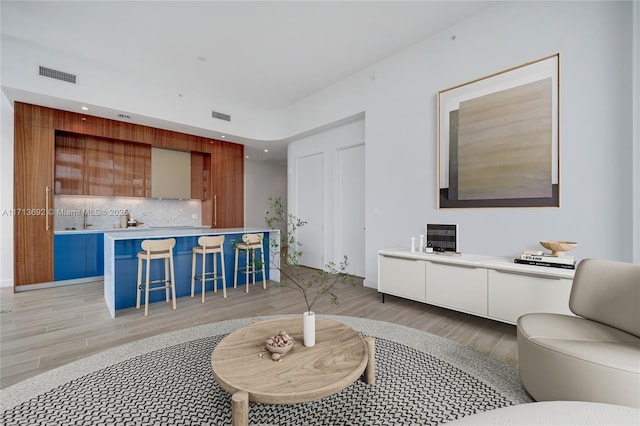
left=1, top=1, right=496, bottom=160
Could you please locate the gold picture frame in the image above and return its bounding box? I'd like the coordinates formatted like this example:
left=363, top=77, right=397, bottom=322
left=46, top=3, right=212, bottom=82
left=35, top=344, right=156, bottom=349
left=437, top=53, right=560, bottom=208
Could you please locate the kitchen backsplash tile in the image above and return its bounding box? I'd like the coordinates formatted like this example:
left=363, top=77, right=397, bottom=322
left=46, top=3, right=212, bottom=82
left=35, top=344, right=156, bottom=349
left=54, top=196, right=202, bottom=230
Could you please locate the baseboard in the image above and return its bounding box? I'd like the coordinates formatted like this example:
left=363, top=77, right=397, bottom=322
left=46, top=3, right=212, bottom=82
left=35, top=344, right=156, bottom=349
left=363, top=278, right=377, bottom=289
left=14, top=276, right=103, bottom=292
left=0, top=278, right=14, bottom=288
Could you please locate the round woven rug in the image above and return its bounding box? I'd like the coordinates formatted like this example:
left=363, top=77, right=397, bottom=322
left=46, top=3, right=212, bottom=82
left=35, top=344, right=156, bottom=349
left=0, top=315, right=532, bottom=425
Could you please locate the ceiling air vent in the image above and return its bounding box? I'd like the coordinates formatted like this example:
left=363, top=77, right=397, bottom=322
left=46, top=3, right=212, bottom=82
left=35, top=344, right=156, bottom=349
left=38, top=65, right=77, bottom=84
left=117, top=113, right=132, bottom=120
left=212, top=110, right=231, bottom=122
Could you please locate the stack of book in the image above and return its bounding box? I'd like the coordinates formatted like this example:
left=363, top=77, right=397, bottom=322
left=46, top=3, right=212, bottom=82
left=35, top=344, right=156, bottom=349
left=514, top=250, right=576, bottom=269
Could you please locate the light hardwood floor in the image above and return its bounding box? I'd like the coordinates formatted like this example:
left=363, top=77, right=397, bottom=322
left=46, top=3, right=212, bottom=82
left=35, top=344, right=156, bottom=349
left=0, top=277, right=518, bottom=389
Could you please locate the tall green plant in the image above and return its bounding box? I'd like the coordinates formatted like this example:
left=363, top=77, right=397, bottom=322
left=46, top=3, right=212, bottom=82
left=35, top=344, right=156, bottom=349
left=264, top=195, right=306, bottom=266
left=265, top=195, right=354, bottom=314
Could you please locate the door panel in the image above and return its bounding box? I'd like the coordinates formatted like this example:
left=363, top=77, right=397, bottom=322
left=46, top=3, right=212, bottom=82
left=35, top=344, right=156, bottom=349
left=296, top=153, right=324, bottom=269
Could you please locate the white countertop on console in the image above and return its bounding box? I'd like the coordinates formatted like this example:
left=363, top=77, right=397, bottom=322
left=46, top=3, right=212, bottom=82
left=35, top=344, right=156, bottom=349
left=378, top=248, right=575, bottom=279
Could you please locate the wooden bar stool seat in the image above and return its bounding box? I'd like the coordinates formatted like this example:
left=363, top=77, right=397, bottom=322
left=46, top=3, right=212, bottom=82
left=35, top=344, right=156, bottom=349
left=136, top=238, right=177, bottom=317
left=234, top=233, right=266, bottom=293
left=191, top=235, right=227, bottom=303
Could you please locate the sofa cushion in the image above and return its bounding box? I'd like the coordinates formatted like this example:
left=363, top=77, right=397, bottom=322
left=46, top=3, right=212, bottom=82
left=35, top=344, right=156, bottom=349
left=518, top=313, right=640, bottom=407
left=518, top=313, right=640, bottom=374
left=569, top=259, right=640, bottom=338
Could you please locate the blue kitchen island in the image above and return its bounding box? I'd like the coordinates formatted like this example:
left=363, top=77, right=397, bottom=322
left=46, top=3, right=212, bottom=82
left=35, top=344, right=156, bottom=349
left=103, top=227, right=280, bottom=317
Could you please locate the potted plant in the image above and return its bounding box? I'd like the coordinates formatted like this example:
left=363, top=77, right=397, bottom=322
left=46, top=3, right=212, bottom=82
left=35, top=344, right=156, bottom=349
left=265, top=196, right=355, bottom=346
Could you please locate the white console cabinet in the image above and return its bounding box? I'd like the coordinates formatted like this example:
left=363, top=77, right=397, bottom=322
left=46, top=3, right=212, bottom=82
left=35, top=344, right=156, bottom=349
left=378, top=249, right=575, bottom=325
left=426, top=260, right=487, bottom=316
left=378, top=254, right=426, bottom=302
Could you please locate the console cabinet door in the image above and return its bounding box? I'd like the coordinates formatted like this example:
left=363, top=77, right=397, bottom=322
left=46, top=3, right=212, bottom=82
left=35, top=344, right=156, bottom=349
left=378, top=255, right=426, bottom=302
left=426, top=261, right=487, bottom=316
left=487, top=269, right=573, bottom=324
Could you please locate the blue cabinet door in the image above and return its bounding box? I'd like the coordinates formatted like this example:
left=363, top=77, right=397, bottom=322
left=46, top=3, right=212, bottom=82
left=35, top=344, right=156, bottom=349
left=86, top=233, right=104, bottom=276
left=55, top=233, right=105, bottom=280
left=54, top=234, right=87, bottom=280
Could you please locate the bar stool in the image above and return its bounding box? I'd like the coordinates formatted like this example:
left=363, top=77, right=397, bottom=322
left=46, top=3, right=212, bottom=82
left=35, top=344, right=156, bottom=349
left=191, top=235, right=226, bottom=303
left=136, top=238, right=177, bottom=317
left=234, top=233, right=266, bottom=293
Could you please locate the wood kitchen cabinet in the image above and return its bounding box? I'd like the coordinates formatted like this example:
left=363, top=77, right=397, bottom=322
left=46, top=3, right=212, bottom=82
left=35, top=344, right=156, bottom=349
left=54, top=133, right=85, bottom=195
left=55, top=132, right=151, bottom=197
left=211, top=142, right=244, bottom=228
left=191, top=152, right=211, bottom=201
left=14, top=102, right=245, bottom=288
left=113, top=141, right=150, bottom=197
left=14, top=122, right=55, bottom=286
left=85, top=137, right=114, bottom=196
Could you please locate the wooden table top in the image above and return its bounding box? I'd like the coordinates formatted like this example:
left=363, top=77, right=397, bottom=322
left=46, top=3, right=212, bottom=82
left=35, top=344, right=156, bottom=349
left=211, top=317, right=368, bottom=405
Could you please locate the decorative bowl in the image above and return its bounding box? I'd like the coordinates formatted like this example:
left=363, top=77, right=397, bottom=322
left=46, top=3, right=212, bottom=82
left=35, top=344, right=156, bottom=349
left=539, top=240, right=578, bottom=256
left=265, top=331, right=294, bottom=354
left=266, top=340, right=294, bottom=355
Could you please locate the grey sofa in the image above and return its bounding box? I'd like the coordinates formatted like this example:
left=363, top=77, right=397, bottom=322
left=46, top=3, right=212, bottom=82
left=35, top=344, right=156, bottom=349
left=517, top=258, right=640, bottom=408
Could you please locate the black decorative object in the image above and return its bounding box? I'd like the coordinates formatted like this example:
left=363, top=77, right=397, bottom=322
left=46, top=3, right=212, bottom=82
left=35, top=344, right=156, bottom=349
left=426, top=224, right=458, bottom=252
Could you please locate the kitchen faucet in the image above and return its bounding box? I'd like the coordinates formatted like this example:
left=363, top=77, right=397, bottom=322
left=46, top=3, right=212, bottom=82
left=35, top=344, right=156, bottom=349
left=83, top=210, right=93, bottom=230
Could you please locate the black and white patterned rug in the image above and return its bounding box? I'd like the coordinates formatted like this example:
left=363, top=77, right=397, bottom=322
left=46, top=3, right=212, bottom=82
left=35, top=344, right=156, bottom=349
left=0, top=315, right=532, bottom=425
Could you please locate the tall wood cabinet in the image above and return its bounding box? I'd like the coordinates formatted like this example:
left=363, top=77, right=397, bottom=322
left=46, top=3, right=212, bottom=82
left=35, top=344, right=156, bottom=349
left=212, top=141, right=244, bottom=228
left=14, top=107, right=56, bottom=285
left=14, top=102, right=244, bottom=288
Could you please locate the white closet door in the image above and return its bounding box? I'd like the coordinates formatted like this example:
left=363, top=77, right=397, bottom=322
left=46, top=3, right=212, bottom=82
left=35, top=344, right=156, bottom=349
left=296, top=153, right=324, bottom=269
left=338, top=144, right=365, bottom=277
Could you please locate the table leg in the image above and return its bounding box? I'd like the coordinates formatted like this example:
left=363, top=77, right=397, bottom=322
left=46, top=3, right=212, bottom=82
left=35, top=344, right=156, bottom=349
left=364, top=336, right=375, bottom=384
left=232, top=391, right=249, bottom=426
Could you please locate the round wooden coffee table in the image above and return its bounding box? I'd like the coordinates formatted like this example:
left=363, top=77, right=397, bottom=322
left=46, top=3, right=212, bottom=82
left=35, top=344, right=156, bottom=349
left=211, top=317, right=375, bottom=426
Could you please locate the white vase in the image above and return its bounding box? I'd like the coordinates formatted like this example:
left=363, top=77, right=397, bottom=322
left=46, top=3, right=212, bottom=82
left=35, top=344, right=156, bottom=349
left=303, top=311, right=316, bottom=347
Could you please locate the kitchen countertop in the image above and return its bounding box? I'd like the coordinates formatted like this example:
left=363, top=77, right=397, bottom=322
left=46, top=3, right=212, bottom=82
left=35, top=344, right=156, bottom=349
left=103, top=227, right=275, bottom=240
left=54, top=226, right=213, bottom=235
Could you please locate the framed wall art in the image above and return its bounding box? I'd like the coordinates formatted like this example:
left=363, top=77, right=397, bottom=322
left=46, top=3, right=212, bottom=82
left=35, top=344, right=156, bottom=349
left=437, top=53, right=560, bottom=208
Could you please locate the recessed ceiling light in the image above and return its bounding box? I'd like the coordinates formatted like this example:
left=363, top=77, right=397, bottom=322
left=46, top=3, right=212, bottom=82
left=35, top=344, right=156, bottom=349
left=81, top=106, right=89, bottom=111
left=264, top=149, right=269, bottom=153
left=221, top=135, right=226, bottom=138
left=245, top=155, right=249, bottom=159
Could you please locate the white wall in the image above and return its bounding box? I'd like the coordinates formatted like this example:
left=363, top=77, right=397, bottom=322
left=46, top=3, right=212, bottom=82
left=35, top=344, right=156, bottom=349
left=288, top=118, right=365, bottom=269
left=244, top=159, right=287, bottom=228
left=0, top=92, right=14, bottom=287
left=284, top=1, right=636, bottom=287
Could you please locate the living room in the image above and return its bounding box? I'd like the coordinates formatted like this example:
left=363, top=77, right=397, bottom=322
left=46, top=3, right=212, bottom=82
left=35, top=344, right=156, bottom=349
left=1, top=1, right=639, bottom=424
